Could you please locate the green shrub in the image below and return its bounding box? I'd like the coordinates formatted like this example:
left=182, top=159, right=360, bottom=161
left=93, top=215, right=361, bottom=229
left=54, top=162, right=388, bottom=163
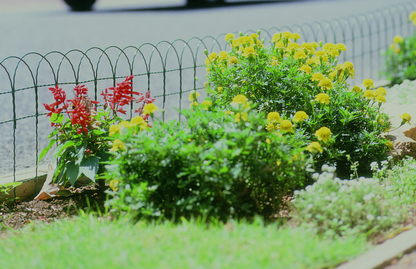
left=105, top=96, right=312, bottom=222
left=205, top=31, right=391, bottom=178
left=290, top=165, right=406, bottom=238
left=373, top=156, right=416, bottom=206
left=381, top=11, right=416, bottom=85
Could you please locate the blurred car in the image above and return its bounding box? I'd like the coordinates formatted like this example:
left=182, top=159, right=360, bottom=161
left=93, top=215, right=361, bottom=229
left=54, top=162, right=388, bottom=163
left=63, top=0, right=226, bottom=11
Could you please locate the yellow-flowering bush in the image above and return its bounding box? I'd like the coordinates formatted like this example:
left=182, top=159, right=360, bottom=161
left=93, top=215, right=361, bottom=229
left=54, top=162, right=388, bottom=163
left=382, top=10, right=416, bottom=85
left=205, top=31, right=391, bottom=177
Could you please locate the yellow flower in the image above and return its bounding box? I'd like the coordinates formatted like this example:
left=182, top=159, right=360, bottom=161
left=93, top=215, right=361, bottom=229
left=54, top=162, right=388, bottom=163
left=225, top=33, right=235, bottom=42
left=109, top=180, right=120, bottom=192
left=362, top=79, right=374, bottom=89
left=228, top=56, right=239, bottom=65
left=311, top=42, right=319, bottom=48
left=266, top=138, right=271, bottom=144
left=385, top=141, right=394, bottom=150
left=343, top=61, right=355, bottom=78
left=111, top=139, right=126, bottom=152
left=311, top=73, right=324, bottom=81
left=288, top=43, right=301, bottom=50
left=375, top=87, right=386, bottom=96
left=280, top=120, right=294, bottom=133
left=231, top=94, right=248, bottom=105
left=299, top=65, right=312, bottom=74
left=307, top=57, right=320, bottom=65
left=201, top=100, right=212, bottom=110
left=292, top=33, right=301, bottom=40
left=275, top=41, right=285, bottom=48
left=119, top=121, right=133, bottom=129
left=131, top=116, right=145, bottom=125
left=351, top=86, right=361, bottom=93
left=315, top=127, right=331, bottom=143
left=282, top=31, right=292, bottom=39
left=242, top=46, right=257, bottom=58
left=217, top=86, right=223, bottom=92
left=329, top=49, right=340, bottom=57
left=322, top=43, right=335, bottom=51
left=294, top=50, right=307, bottom=59
left=267, top=112, right=282, bottom=123
left=205, top=52, right=217, bottom=65
left=266, top=122, right=276, bottom=132
left=190, top=101, right=199, bottom=107
left=305, top=141, right=323, bottom=153
left=335, top=43, right=347, bottom=51
left=375, top=95, right=386, bottom=103
left=293, top=111, right=309, bottom=122
left=393, top=35, right=403, bottom=43
left=362, top=90, right=375, bottom=100
left=318, top=77, right=334, bottom=90
left=272, top=32, right=282, bottom=42
left=235, top=112, right=248, bottom=123
left=394, top=48, right=401, bottom=54
left=109, top=124, right=120, bottom=136
left=410, top=11, right=416, bottom=20
left=218, top=51, right=229, bottom=60
left=400, top=113, right=412, bottom=125
left=314, top=93, right=330, bottom=104
left=300, top=42, right=312, bottom=50
left=188, top=90, right=200, bottom=101
left=250, top=33, right=259, bottom=39
left=142, top=103, right=159, bottom=115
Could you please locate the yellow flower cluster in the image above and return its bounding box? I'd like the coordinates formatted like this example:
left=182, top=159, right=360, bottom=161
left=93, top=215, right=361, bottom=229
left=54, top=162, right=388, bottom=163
left=230, top=95, right=250, bottom=122
left=409, top=11, right=416, bottom=26
left=224, top=33, right=262, bottom=60
left=358, top=79, right=387, bottom=103
left=315, top=126, right=331, bottom=143
left=109, top=113, right=152, bottom=152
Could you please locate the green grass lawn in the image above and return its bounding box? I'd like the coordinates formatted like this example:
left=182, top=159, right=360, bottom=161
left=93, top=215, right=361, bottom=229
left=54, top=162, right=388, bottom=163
left=0, top=214, right=368, bottom=269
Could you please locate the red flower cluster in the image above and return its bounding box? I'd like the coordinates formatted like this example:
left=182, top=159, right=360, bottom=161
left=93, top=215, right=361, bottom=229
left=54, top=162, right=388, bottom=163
left=43, top=84, right=98, bottom=135
left=43, top=75, right=156, bottom=137
left=43, top=85, right=67, bottom=117
left=101, top=75, right=141, bottom=115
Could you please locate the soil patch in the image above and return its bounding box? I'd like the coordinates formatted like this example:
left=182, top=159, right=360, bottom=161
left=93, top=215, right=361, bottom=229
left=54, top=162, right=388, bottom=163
left=0, top=183, right=107, bottom=231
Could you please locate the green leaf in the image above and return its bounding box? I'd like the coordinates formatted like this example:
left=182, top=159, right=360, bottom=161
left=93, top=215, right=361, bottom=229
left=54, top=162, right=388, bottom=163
left=38, top=139, right=57, bottom=164
left=79, top=156, right=100, bottom=182
left=54, top=141, right=76, bottom=158
left=75, top=144, right=86, bottom=165
left=66, top=161, right=81, bottom=186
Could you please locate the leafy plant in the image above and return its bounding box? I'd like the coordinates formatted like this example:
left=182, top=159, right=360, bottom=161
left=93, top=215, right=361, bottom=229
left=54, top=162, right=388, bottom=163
left=205, top=31, right=392, bottom=178
left=39, top=76, right=155, bottom=186
left=0, top=182, right=22, bottom=201
left=381, top=11, right=416, bottom=85
left=105, top=94, right=313, bottom=222
left=290, top=164, right=407, bottom=238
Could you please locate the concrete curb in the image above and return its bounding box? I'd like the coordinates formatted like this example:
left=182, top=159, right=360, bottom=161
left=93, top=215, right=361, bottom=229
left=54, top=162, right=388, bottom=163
left=336, top=227, right=416, bottom=269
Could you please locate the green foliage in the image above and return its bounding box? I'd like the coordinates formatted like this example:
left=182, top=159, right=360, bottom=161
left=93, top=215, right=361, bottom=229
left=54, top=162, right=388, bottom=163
left=373, top=156, right=416, bottom=206
left=105, top=102, right=312, bottom=222
left=0, top=182, right=22, bottom=201
left=206, top=31, right=391, bottom=178
left=382, top=33, right=416, bottom=86
left=290, top=164, right=407, bottom=238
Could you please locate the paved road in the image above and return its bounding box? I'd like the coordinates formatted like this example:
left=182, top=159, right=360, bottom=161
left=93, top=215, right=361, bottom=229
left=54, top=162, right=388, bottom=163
left=0, top=0, right=414, bottom=175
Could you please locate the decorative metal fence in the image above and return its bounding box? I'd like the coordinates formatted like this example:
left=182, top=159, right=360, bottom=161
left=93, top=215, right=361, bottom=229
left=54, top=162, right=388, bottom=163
left=1, top=1, right=415, bottom=186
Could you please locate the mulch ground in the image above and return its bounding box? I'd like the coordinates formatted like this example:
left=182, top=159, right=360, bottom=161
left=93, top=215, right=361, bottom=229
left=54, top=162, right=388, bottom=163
left=0, top=183, right=107, bottom=231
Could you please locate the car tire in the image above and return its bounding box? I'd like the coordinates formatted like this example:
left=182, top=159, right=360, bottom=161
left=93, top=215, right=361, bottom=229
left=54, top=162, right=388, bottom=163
left=63, top=0, right=96, bottom=11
